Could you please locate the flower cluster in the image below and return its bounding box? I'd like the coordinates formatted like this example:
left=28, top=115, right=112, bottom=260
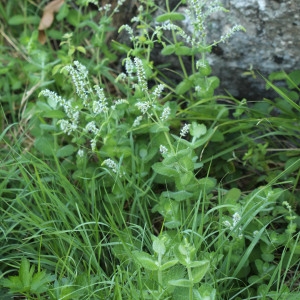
left=135, top=101, right=151, bottom=114
left=134, top=57, right=148, bottom=93
left=159, top=22, right=194, bottom=46
left=223, top=212, right=243, bottom=239
left=84, top=121, right=100, bottom=151
left=180, top=123, right=190, bottom=137
left=102, top=158, right=124, bottom=177
left=119, top=24, right=135, bottom=41
left=93, top=85, right=108, bottom=115
left=159, top=145, right=168, bottom=154
left=125, top=58, right=134, bottom=78
left=103, top=158, right=118, bottom=173
left=160, top=106, right=171, bottom=121
left=39, top=89, right=80, bottom=135
left=220, top=25, right=245, bottom=43
left=98, top=4, right=112, bottom=13
left=62, top=61, right=90, bottom=105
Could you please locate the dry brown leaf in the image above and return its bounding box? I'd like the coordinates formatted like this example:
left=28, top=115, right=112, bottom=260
left=38, top=30, right=47, bottom=45
left=38, top=0, right=65, bottom=44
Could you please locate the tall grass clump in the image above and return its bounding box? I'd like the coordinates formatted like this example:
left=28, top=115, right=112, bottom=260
left=1, top=0, right=300, bottom=299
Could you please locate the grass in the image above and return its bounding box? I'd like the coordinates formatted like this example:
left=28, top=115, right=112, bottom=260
left=1, top=0, right=300, bottom=299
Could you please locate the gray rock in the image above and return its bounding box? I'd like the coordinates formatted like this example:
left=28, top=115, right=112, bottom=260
left=205, top=0, right=300, bottom=99
left=153, top=0, right=300, bottom=99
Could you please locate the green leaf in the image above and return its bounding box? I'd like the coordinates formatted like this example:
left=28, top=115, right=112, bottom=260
left=161, top=190, right=193, bottom=202
left=161, top=260, right=179, bottom=271
left=31, top=271, right=55, bottom=293
left=34, top=136, right=55, bottom=156
left=175, top=78, right=193, bottom=95
left=163, top=148, right=192, bottom=166
left=1, top=276, right=23, bottom=292
left=211, top=129, right=224, bottom=142
left=76, top=46, right=86, bottom=54
left=179, top=171, right=194, bottom=186
left=191, top=260, right=210, bottom=283
left=161, top=45, right=176, bottom=56
left=19, top=257, right=33, bottom=290
left=152, top=163, right=179, bottom=177
left=66, top=10, right=81, bottom=27
left=263, top=74, right=300, bottom=112
left=156, top=12, right=185, bottom=22
left=111, top=40, right=131, bottom=54
left=56, top=145, right=76, bottom=158
left=268, top=71, right=286, bottom=82
left=175, top=46, right=193, bottom=56
left=168, top=279, right=193, bottom=287
left=153, top=238, right=166, bottom=256
left=39, top=124, right=57, bottom=131
left=199, top=63, right=212, bottom=76
left=190, top=122, right=207, bottom=138
left=287, top=70, right=300, bottom=89
left=43, top=110, right=65, bottom=119
left=149, top=123, right=170, bottom=133
left=198, top=177, right=216, bottom=193
left=133, top=251, right=159, bottom=271
left=9, top=15, right=39, bottom=25
left=224, top=188, right=241, bottom=204
left=56, top=3, right=69, bottom=21
left=190, top=128, right=215, bottom=149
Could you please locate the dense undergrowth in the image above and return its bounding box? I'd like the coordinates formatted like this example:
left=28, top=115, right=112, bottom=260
left=1, top=0, right=300, bottom=299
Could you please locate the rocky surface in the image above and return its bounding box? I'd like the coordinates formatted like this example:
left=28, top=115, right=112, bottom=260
left=206, top=0, right=300, bottom=99
left=116, top=0, right=299, bottom=99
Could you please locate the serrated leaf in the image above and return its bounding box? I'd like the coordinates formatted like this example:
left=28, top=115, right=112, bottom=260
left=175, top=78, right=193, bottom=95
left=161, top=260, right=179, bottom=271
left=153, top=239, right=166, bottom=256
left=56, top=145, right=76, bottom=158
left=191, top=260, right=210, bottom=283
left=179, top=171, right=193, bottom=185
left=19, top=257, right=33, bottom=289
left=211, top=129, right=224, bottom=142
left=39, top=124, right=57, bottom=131
left=161, top=45, right=176, bottom=56
left=34, top=136, right=54, bottom=156
left=133, top=251, right=159, bottom=271
left=175, top=46, right=193, bottom=56
left=191, top=128, right=215, bottom=149
left=161, top=190, right=193, bottom=202
left=163, top=148, right=192, bottom=166
left=43, top=110, right=65, bottom=118
left=31, top=271, right=55, bottom=293
left=268, top=71, right=286, bottom=82
left=190, top=122, right=206, bottom=138
left=225, top=188, right=241, bottom=204
left=198, top=177, right=216, bottom=193
left=287, top=70, right=300, bottom=88
left=1, top=276, right=23, bottom=292
left=168, top=278, right=193, bottom=287
left=152, top=163, right=179, bottom=177
left=149, top=123, right=169, bottom=133
left=36, top=101, right=52, bottom=112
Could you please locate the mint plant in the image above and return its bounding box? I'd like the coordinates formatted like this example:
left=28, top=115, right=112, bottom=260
left=1, top=0, right=300, bottom=299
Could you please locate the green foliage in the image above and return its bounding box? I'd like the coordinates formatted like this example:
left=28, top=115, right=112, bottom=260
left=1, top=0, right=300, bottom=299
left=0, top=257, right=55, bottom=297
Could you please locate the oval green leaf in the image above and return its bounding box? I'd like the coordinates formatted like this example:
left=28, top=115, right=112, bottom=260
left=156, top=12, right=185, bottom=23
